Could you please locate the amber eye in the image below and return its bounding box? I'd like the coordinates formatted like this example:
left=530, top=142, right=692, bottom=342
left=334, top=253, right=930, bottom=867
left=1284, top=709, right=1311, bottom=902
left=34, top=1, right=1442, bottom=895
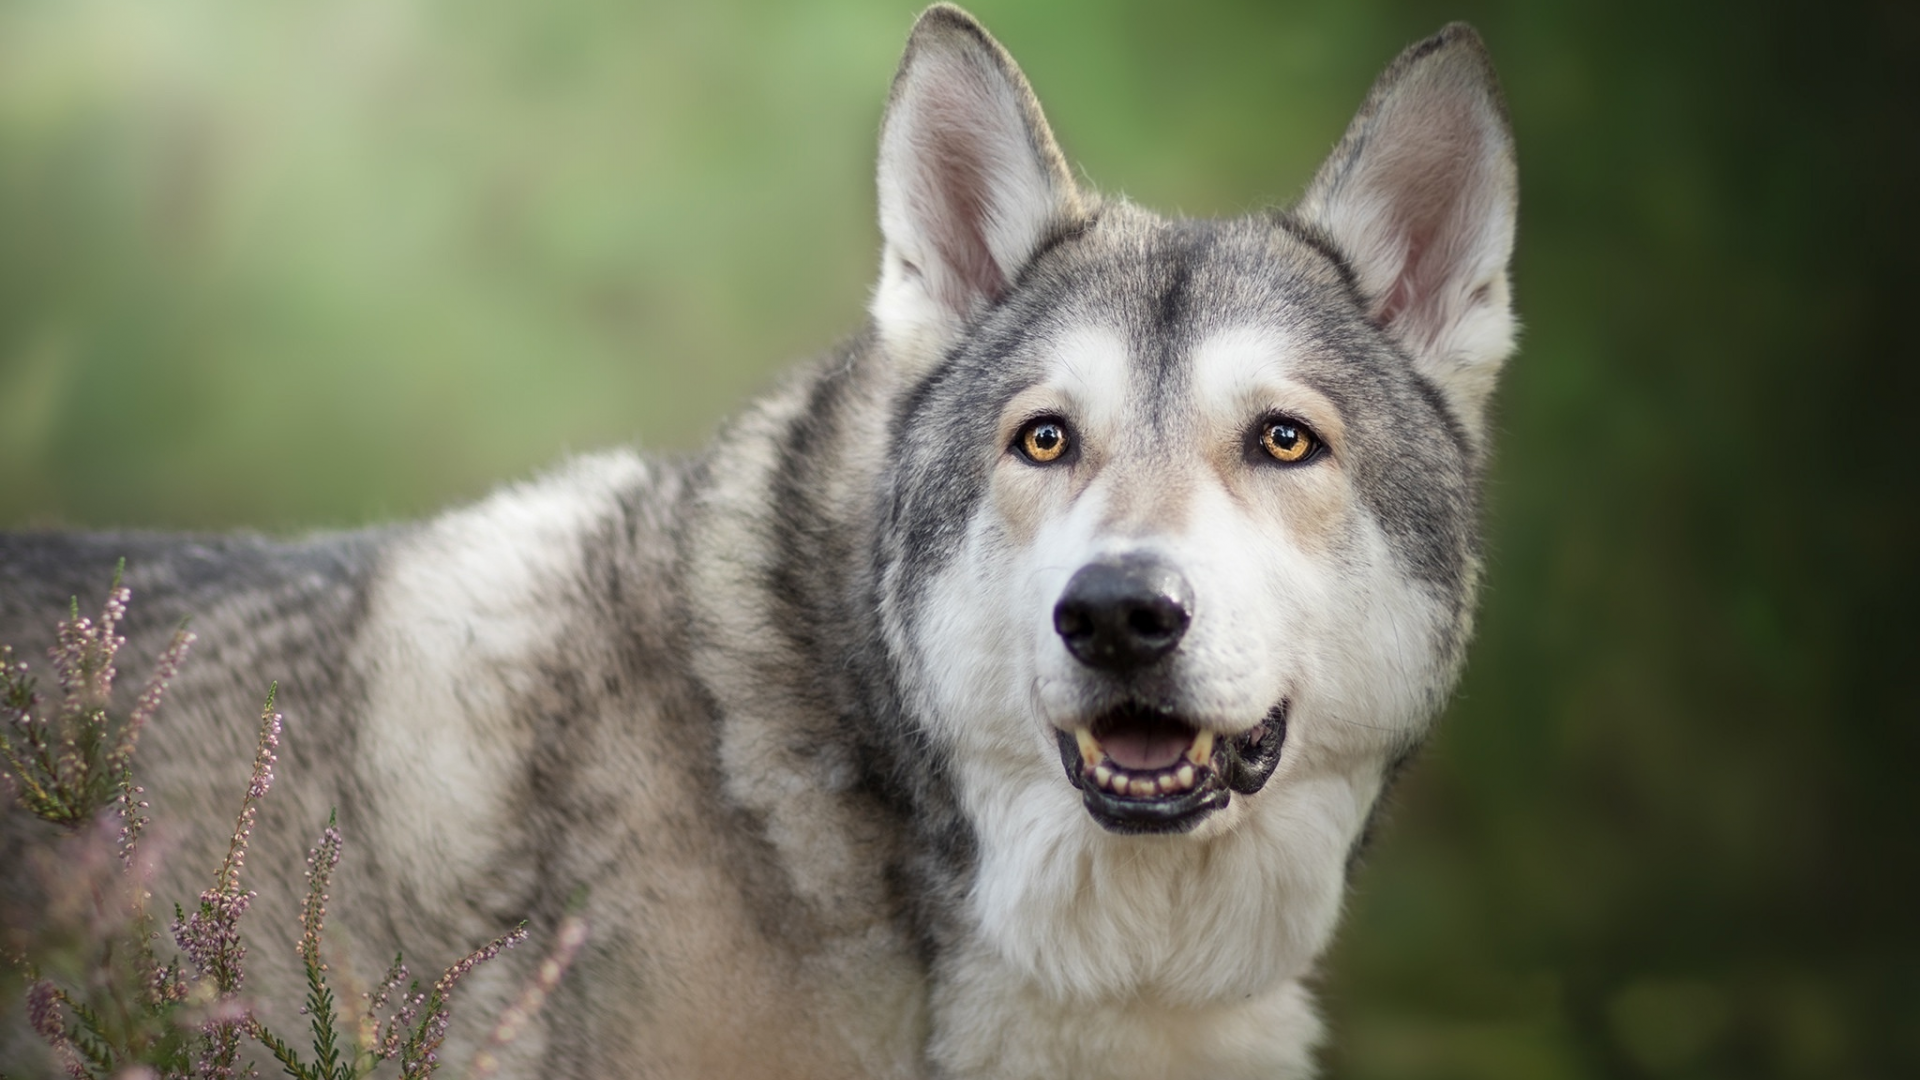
left=1257, top=416, right=1319, bottom=464
left=1016, top=417, right=1071, bottom=464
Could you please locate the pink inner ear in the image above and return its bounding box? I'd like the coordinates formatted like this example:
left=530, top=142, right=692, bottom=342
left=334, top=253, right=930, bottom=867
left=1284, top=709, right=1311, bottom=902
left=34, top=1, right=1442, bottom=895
left=922, top=125, right=1005, bottom=308
left=1376, top=226, right=1430, bottom=328
left=912, top=69, right=1012, bottom=310
left=1364, top=94, right=1495, bottom=343
left=1377, top=206, right=1460, bottom=341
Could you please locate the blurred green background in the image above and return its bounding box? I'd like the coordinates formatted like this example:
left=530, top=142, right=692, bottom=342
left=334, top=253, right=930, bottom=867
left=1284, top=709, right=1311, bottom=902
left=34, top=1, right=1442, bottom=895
left=2, top=0, right=1913, bottom=1076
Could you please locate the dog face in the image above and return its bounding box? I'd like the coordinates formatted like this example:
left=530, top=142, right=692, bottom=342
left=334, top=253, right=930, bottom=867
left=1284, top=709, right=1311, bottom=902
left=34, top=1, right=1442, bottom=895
left=866, top=7, right=1515, bottom=1001
left=898, top=225, right=1481, bottom=838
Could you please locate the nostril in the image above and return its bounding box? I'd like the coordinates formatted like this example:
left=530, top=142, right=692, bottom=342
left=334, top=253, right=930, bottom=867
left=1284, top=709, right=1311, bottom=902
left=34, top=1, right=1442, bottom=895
left=1054, top=602, right=1092, bottom=640
left=1127, top=605, right=1176, bottom=639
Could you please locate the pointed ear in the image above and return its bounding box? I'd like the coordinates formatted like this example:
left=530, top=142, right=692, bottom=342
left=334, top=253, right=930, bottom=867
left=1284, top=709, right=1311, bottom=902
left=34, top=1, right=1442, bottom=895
left=1298, top=24, right=1518, bottom=446
left=870, top=5, right=1085, bottom=367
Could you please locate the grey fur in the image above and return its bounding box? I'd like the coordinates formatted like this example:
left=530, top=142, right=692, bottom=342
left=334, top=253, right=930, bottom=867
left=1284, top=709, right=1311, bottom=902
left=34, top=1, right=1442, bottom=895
left=2, top=6, right=1516, bottom=1077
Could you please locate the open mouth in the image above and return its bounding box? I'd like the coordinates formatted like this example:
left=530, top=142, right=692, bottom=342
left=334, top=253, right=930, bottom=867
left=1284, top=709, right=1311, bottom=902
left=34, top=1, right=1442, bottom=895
left=1054, top=701, right=1288, bottom=834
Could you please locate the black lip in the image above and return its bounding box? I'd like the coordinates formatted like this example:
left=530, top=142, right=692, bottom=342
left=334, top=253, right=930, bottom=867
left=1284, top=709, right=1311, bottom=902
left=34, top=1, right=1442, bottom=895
left=1223, top=704, right=1288, bottom=795
left=1054, top=701, right=1289, bottom=835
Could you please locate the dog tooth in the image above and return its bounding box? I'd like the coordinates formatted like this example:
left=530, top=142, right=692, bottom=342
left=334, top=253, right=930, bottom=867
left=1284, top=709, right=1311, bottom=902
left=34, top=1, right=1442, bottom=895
left=1075, top=728, right=1104, bottom=767
left=1156, top=773, right=1178, bottom=795
left=1186, top=730, right=1215, bottom=766
left=1176, top=763, right=1195, bottom=788
left=1129, top=777, right=1156, bottom=798
left=1094, top=765, right=1113, bottom=789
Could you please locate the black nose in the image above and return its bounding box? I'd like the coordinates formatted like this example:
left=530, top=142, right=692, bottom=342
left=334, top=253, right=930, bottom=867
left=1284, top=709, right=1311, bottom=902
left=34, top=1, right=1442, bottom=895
left=1053, top=556, right=1194, bottom=671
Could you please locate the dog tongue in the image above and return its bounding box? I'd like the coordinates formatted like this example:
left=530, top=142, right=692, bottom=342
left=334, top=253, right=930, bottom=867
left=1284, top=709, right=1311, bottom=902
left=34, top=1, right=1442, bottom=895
left=1102, top=728, right=1191, bottom=771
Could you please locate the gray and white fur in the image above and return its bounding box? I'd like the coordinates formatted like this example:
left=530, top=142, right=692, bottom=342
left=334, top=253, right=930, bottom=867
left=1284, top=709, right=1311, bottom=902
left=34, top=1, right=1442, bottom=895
left=1, top=6, right=1517, bottom=1077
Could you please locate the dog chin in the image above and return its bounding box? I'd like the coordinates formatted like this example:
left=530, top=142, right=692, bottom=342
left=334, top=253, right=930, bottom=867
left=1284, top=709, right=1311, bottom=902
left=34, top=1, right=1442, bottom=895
left=1053, top=701, right=1287, bottom=834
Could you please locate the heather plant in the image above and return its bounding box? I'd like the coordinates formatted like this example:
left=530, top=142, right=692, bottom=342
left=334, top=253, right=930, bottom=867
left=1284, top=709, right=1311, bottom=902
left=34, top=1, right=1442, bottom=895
left=0, top=564, right=187, bottom=847
left=2, top=575, right=578, bottom=1079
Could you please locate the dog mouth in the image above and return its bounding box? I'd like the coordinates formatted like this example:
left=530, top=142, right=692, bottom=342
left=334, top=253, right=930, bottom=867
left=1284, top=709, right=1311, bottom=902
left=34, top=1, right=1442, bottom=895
left=1054, top=701, right=1288, bottom=834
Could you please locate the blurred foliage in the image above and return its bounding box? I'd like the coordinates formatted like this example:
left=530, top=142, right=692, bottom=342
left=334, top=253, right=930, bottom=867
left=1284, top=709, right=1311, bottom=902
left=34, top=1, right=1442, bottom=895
left=1, top=0, right=1913, bottom=1076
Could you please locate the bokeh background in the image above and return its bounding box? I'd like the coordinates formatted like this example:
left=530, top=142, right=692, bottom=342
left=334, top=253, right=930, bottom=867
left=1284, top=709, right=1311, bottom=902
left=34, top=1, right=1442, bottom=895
left=2, top=0, right=1914, bottom=1076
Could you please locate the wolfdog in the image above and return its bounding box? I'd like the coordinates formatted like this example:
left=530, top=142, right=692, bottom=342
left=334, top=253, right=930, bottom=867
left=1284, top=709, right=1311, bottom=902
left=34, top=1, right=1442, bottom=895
left=1, top=5, right=1516, bottom=1076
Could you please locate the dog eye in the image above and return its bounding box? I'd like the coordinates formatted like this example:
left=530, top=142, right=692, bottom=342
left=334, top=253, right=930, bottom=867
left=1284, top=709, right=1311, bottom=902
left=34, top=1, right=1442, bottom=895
left=1255, top=416, right=1320, bottom=464
left=1015, top=417, right=1072, bottom=464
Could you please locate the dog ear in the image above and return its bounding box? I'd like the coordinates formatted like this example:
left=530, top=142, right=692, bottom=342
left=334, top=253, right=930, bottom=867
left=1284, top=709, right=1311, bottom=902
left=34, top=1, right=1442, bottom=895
left=1298, top=24, right=1518, bottom=446
left=870, top=4, right=1085, bottom=368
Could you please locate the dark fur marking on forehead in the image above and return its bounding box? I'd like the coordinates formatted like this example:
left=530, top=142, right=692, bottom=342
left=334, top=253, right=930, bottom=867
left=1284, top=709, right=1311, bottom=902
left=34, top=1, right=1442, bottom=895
left=1138, top=224, right=1217, bottom=423
left=1151, top=235, right=1197, bottom=338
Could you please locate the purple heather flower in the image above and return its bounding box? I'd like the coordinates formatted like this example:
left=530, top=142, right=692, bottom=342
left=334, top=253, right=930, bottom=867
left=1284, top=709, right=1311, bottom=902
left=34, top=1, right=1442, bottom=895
left=398, top=925, right=529, bottom=1078
left=174, top=698, right=282, bottom=1004
left=298, top=823, right=343, bottom=973
left=49, top=583, right=127, bottom=715
left=25, top=980, right=88, bottom=1080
